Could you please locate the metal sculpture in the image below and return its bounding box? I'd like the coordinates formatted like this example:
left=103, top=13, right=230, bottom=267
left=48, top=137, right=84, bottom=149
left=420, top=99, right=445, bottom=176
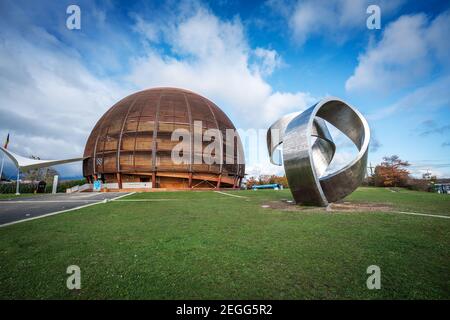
left=267, top=97, right=370, bottom=206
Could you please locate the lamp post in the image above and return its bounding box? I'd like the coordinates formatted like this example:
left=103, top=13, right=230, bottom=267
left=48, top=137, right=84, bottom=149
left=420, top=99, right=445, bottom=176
left=15, top=168, right=20, bottom=195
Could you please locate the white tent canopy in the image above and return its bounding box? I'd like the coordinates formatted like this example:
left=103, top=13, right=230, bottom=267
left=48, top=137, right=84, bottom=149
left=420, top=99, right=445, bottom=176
left=0, top=146, right=85, bottom=171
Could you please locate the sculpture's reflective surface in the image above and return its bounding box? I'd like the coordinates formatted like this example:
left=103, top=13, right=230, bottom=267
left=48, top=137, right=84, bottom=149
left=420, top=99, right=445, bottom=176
left=267, top=97, right=370, bottom=206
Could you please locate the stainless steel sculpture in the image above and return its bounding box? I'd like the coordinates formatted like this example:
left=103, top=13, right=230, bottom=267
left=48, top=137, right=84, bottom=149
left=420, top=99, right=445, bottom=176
left=267, top=97, right=370, bottom=206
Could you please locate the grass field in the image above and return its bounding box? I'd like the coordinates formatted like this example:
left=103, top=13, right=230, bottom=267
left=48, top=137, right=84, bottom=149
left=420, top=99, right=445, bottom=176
left=0, top=187, right=449, bottom=299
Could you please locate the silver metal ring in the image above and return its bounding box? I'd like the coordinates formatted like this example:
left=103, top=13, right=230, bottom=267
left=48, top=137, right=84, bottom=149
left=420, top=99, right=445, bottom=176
left=267, top=97, right=370, bottom=206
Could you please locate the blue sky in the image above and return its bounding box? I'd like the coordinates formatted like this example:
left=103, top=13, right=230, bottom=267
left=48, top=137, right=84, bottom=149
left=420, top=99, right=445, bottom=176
left=0, top=0, right=449, bottom=179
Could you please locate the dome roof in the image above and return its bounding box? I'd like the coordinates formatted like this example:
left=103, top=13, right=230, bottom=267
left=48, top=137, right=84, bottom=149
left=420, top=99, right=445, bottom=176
left=83, top=87, right=244, bottom=188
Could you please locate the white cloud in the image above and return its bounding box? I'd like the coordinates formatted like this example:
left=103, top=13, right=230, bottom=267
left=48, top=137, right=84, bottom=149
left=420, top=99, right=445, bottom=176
left=427, top=10, right=450, bottom=66
left=245, top=161, right=284, bottom=178
left=325, top=151, right=358, bottom=175
left=0, top=28, right=128, bottom=138
left=346, top=11, right=450, bottom=93
left=261, top=91, right=313, bottom=123
left=367, top=76, right=450, bottom=120
left=252, top=47, right=283, bottom=76
left=131, top=14, right=161, bottom=43
left=268, top=0, right=403, bottom=46
left=129, top=6, right=314, bottom=128
left=0, top=13, right=130, bottom=176
left=409, top=166, right=446, bottom=179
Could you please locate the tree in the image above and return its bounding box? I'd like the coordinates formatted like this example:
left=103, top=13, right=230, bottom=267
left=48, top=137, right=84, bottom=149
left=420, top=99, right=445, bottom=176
left=245, top=176, right=258, bottom=189
left=271, top=175, right=289, bottom=188
left=373, top=155, right=410, bottom=187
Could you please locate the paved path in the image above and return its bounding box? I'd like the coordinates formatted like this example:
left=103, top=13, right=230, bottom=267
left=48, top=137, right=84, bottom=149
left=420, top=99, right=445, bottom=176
left=0, top=192, right=130, bottom=226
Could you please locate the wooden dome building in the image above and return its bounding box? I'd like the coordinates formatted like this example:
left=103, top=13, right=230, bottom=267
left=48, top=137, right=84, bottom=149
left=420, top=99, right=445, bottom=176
left=83, top=88, right=245, bottom=189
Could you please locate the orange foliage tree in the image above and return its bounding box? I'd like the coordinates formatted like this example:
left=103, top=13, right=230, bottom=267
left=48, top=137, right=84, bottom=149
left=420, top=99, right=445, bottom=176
left=373, top=155, right=410, bottom=187
left=245, top=176, right=258, bottom=189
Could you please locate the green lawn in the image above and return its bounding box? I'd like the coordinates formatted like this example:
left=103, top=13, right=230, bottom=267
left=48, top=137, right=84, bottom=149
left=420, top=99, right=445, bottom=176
left=346, top=187, right=450, bottom=215
left=0, top=187, right=449, bottom=299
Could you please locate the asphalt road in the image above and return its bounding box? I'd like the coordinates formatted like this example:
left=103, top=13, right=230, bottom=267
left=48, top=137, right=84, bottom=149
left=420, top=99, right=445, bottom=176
left=0, top=192, right=129, bottom=226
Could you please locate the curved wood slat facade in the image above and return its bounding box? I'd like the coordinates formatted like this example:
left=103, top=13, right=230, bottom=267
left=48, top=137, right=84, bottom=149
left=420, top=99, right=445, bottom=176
left=83, top=88, right=245, bottom=188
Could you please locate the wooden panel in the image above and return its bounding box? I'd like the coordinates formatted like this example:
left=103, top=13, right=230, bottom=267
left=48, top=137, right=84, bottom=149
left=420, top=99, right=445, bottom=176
left=104, top=136, right=118, bottom=151
left=156, top=172, right=190, bottom=178
left=107, top=118, right=123, bottom=135
left=139, top=93, right=159, bottom=118
left=192, top=163, right=212, bottom=172
left=121, top=136, right=136, bottom=150
left=158, top=177, right=189, bottom=188
left=135, top=135, right=152, bottom=150
left=124, top=117, right=139, bottom=132
left=137, top=117, right=155, bottom=132
left=187, top=94, right=216, bottom=129
left=103, top=154, right=117, bottom=172
left=119, top=153, right=134, bottom=171
left=159, top=94, right=189, bottom=123
left=135, top=153, right=152, bottom=171
left=156, top=154, right=189, bottom=171
left=158, top=122, right=191, bottom=132
left=157, top=140, right=179, bottom=151
left=120, top=174, right=140, bottom=182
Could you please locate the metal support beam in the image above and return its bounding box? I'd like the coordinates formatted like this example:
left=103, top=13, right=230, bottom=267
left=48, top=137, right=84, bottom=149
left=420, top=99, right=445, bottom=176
left=216, top=174, right=222, bottom=189
left=117, top=172, right=122, bottom=189
left=188, top=172, right=193, bottom=188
